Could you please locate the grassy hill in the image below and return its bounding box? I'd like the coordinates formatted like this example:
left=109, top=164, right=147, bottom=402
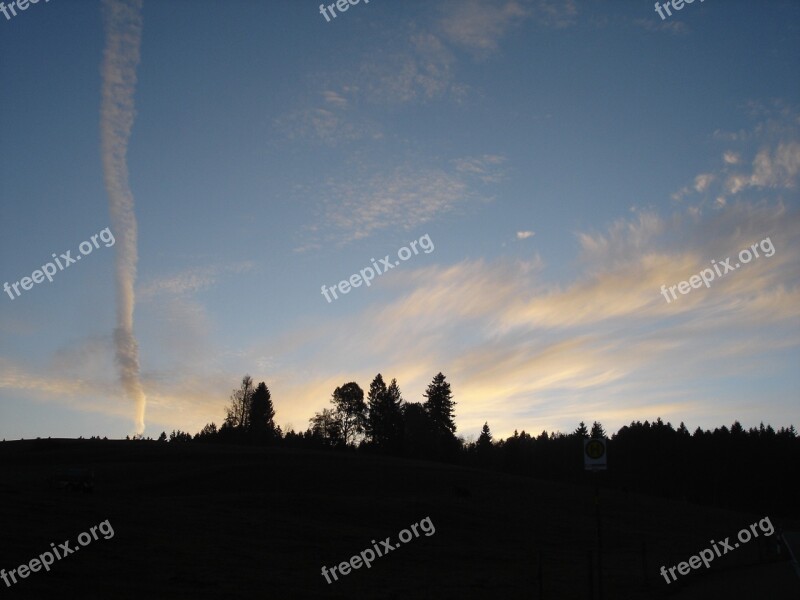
left=0, top=439, right=797, bottom=599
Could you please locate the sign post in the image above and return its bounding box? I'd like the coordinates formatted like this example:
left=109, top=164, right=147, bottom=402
left=584, top=438, right=607, bottom=599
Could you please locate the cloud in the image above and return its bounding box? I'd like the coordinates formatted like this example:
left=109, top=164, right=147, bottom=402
left=359, top=31, right=466, bottom=105
left=440, top=0, right=529, bottom=54
left=138, top=262, right=255, bottom=301
left=307, top=155, right=506, bottom=245
left=725, top=142, right=800, bottom=194
left=516, top=231, right=535, bottom=239
left=100, top=0, right=146, bottom=434
left=633, top=18, right=689, bottom=36
left=673, top=106, right=800, bottom=206
left=694, top=173, right=715, bottom=192
left=724, top=151, right=741, bottom=165
left=440, top=0, right=577, bottom=55
left=273, top=91, right=382, bottom=146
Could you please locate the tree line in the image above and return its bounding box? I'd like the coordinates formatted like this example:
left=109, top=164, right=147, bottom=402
left=144, top=372, right=798, bottom=516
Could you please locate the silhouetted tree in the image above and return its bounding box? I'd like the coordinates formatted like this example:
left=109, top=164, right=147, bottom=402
left=366, top=374, right=404, bottom=452
left=169, top=430, right=191, bottom=442
left=249, top=381, right=276, bottom=437
left=402, top=402, right=438, bottom=458
left=477, top=422, right=493, bottom=455
left=477, top=422, right=492, bottom=450
left=590, top=421, right=606, bottom=438
left=157, top=431, right=167, bottom=442
left=309, top=408, right=344, bottom=447
left=224, top=375, right=254, bottom=430
left=573, top=421, right=589, bottom=438
left=423, top=372, right=456, bottom=436
left=331, top=382, right=367, bottom=446
left=194, top=423, right=218, bottom=442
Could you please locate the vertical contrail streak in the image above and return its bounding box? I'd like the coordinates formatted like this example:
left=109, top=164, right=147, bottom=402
left=100, top=0, right=146, bottom=434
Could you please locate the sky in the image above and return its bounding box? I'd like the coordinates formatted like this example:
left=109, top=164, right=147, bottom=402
left=1, top=0, right=798, bottom=442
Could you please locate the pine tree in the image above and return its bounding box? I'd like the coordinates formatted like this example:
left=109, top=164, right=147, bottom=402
left=249, top=381, right=276, bottom=436
left=590, top=421, right=606, bottom=439
left=384, top=378, right=405, bottom=449
left=367, top=375, right=404, bottom=451
left=574, top=421, right=589, bottom=438
left=366, top=373, right=388, bottom=444
left=423, top=372, right=456, bottom=435
left=477, top=422, right=493, bottom=451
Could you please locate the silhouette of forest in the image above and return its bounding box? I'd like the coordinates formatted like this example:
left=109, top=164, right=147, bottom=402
left=134, top=372, right=798, bottom=516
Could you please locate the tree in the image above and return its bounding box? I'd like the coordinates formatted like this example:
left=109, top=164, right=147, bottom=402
left=573, top=421, right=589, bottom=439
left=194, top=423, right=218, bottom=442
left=383, top=378, right=405, bottom=450
left=477, top=422, right=493, bottom=452
left=402, top=402, right=438, bottom=458
left=249, top=381, right=276, bottom=436
left=366, top=374, right=404, bottom=451
left=423, top=372, right=456, bottom=435
left=366, top=374, right=388, bottom=442
left=169, top=430, right=191, bottom=442
left=331, top=382, right=367, bottom=446
left=590, top=421, right=606, bottom=439
left=157, top=431, right=167, bottom=442
left=224, top=375, right=254, bottom=430
left=309, top=408, right=344, bottom=447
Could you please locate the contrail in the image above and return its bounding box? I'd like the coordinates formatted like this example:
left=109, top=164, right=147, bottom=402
left=100, top=0, right=146, bottom=435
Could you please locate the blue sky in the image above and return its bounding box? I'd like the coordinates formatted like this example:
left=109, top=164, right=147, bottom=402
left=1, top=0, right=798, bottom=441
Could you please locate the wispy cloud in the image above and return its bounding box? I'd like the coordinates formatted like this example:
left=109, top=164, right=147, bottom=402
left=307, top=155, right=506, bottom=245
left=359, top=31, right=466, bottom=105
left=273, top=89, right=383, bottom=146
left=100, top=0, right=146, bottom=434
left=516, top=230, right=535, bottom=240
left=138, top=262, right=255, bottom=301
left=440, top=0, right=576, bottom=56
left=633, top=18, right=689, bottom=36
left=440, top=0, right=529, bottom=55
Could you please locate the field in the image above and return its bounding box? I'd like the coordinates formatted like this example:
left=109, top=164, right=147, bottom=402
left=0, top=439, right=797, bottom=599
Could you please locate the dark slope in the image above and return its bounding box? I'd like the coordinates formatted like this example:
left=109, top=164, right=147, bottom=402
left=0, top=439, right=796, bottom=599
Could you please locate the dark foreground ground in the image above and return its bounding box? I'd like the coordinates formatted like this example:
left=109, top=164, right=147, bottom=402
left=0, top=439, right=797, bottom=599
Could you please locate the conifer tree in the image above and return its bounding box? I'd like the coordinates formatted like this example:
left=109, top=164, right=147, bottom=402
left=423, top=372, right=456, bottom=435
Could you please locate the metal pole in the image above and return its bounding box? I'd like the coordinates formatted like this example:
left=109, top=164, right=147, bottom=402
left=595, top=477, right=603, bottom=600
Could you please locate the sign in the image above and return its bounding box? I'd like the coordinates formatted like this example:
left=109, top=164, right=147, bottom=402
left=584, top=438, right=607, bottom=471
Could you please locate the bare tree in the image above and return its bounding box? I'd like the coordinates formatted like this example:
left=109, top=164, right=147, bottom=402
left=224, top=375, right=254, bottom=430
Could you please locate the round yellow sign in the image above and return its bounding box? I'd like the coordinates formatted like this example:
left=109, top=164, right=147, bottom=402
left=585, top=440, right=605, bottom=459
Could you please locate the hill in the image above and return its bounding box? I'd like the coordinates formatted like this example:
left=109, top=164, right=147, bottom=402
left=0, top=439, right=797, bottom=599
